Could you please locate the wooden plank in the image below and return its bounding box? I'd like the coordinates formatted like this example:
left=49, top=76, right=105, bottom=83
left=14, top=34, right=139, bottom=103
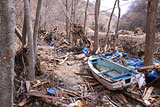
left=28, top=91, right=59, bottom=101
left=82, top=76, right=94, bottom=79
left=32, top=80, right=49, bottom=88
left=26, top=81, right=30, bottom=92
left=118, top=94, right=128, bottom=103
left=89, top=82, right=100, bottom=86
left=138, top=65, right=160, bottom=71
left=18, top=98, right=30, bottom=107
left=74, top=72, right=92, bottom=76
left=143, top=87, right=154, bottom=100
left=57, top=87, right=80, bottom=97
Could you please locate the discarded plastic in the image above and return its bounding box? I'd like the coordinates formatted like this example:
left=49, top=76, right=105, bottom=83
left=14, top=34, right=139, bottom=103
left=80, top=47, right=87, bottom=54
left=98, top=51, right=127, bottom=62
left=69, top=100, right=81, bottom=107
left=47, top=88, right=59, bottom=95
left=147, top=71, right=159, bottom=78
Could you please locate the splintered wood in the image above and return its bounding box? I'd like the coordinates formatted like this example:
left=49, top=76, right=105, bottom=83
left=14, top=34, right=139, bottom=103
left=143, top=87, right=154, bottom=100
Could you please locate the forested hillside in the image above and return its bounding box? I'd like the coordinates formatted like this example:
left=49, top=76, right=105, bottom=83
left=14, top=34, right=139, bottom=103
left=15, top=0, right=116, bottom=32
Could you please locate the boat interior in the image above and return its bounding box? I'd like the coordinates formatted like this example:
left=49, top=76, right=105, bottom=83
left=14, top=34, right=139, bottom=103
left=89, top=57, right=139, bottom=82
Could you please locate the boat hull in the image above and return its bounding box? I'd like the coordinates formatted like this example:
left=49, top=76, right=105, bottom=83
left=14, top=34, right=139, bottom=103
left=88, top=56, right=141, bottom=90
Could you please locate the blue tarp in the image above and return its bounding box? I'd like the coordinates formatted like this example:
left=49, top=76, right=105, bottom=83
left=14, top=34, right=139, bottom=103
left=80, top=47, right=87, bottom=54
left=97, top=51, right=159, bottom=70
left=123, top=58, right=159, bottom=70
left=98, top=51, right=127, bottom=62
left=47, top=88, right=59, bottom=95
left=147, top=71, right=159, bottom=78
left=123, top=58, right=143, bottom=69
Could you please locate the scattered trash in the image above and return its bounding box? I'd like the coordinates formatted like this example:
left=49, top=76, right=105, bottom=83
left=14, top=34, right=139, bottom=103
left=69, top=100, right=82, bottom=107
left=47, top=88, right=59, bottom=96
left=14, top=25, right=160, bottom=107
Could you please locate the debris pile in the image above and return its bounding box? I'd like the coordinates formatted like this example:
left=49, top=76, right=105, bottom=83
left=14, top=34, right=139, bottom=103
left=13, top=25, right=160, bottom=106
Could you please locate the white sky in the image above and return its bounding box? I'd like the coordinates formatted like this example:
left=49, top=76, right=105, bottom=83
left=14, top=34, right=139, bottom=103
left=87, top=0, right=134, bottom=16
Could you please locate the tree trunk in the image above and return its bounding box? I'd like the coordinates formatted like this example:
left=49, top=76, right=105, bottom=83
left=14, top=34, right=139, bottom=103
left=84, top=0, right=89, bottom=31
left=24, top=0, right=35, bottom=80
left=33, top=0, right=42, bottom=56
left=22, top=12, right=27, bottom=46
left=93, top=0, right=101, bottom=53
left=65, top=0, right=69, bottom=41
left=73, top=0, right=78, bottom=22
left=0, top=0, right=16, bottom=106
left=144, top=0, right=159, bottom=66
left=113, top=0, right=121, bottom=51
left=22, top=0, right=30, bottom=46
left=105, top=0, right=117, bottom=51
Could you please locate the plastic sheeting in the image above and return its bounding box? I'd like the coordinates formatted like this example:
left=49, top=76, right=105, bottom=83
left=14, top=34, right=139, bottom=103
left=97, top=51, right=127, bottom=62
left=80, top=47, right=87, bottom=54
left=97, top=51, right=159, bottom=70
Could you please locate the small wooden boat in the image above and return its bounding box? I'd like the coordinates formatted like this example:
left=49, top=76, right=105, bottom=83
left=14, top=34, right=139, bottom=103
left=88, top=56, right=142, bottom=90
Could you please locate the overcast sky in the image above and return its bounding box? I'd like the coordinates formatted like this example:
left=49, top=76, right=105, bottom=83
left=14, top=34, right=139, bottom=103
left=86, top=0, right=134, bottom=16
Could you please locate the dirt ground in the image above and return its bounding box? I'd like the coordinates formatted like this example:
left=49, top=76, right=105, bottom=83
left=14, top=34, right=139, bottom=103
left=14, top=30, right=160, bottom=106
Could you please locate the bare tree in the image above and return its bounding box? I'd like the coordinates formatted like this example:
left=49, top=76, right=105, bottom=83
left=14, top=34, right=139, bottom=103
left=0, top=0, right=16, bottom=106
left=22, top=0, right=30, bottom=46
left=104, top=0, right=117, bottom=51
left=144, top=0, right=159, bottom=66
left=113, top=0, right=121, bottom=51
left=24, top=0, right=35, bottom=80
left=93, top=0, right=101, bottom=53
left=22, top=14, right=27, bottom=46
left=84, top=0, right=89, bottom=31
left=33, top=0, right=42, bottom=56
left=65, top=0, right=69, bottom=40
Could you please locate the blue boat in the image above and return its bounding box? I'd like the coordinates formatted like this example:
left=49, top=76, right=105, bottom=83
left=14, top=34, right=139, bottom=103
left=88, top=56, right=142, bottom=90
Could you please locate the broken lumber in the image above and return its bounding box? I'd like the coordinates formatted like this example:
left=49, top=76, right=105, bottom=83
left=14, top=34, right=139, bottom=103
left=18, top=98, right=31, bottom=107
left=118, top=94, right=128, bottom=103
left=32, top=80, right=49, bottom=88
left=57, top=87, right=80, bottom=97
left=143, top=87, right=154, bottom=100
left=138, top=65, right=160, bottom=71
left=82, top=76, right=94, bottom=79
left=123, top=92, right=147, bottom=106
left=74, top=72, right=92, bottom=76
left=89, top=82, right=100, bottom=86
left=26, top=81, right=31, bottom=92
left=74, top=54, right=86, bottom=60
left=40, top=98, right=69, bottom=107
left=28, top=91, right=59, bottom=101
left=58, top=57, right=68, bottom=65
